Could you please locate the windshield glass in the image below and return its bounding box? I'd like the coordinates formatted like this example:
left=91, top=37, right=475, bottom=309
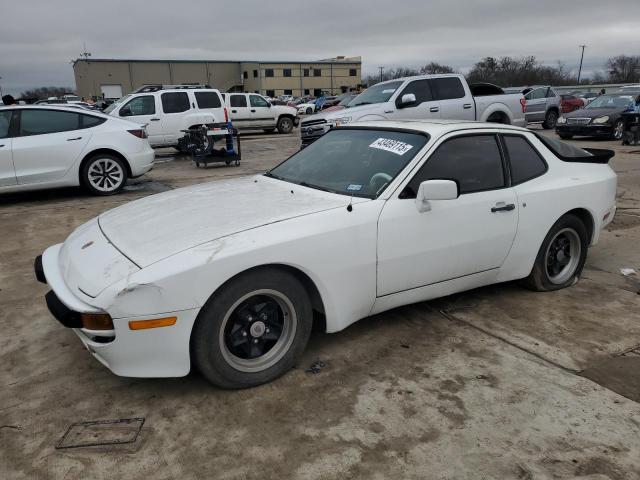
left=103, top=95, right=130, bottom=114
left=339, top=94, right=357, bottom=106
left=586, top=95, right=633, bottom=109
left=348, top=81, right=403, bottom=107
left=266, top=128, right=428, bottom=199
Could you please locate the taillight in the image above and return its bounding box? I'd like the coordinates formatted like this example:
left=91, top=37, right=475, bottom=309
left=224, top=107, right=229, bottom=123
left=520, top=97, right=526, bottom=113
left=127, top=129, right=147, bottom=139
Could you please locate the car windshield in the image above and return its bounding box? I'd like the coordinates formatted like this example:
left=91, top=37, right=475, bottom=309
left=586, top=95, right=633, bottom=109
left=339, top=95, right=356, bottom=106
left=103, top=95, right=130, bottom=113
left=348, top=81, right=403, bottom=107
left=266, top=128, right=429, bottom=199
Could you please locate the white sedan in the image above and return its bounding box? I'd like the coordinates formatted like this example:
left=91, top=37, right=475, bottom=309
left=297, top=102, right=317, bottom=115
left=36, top=120, right=617, bottom=388
left=0, top=106, right=154, bottom=195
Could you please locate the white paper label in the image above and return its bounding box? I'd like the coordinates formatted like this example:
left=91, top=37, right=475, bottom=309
left=369, top=138, right=413, bottom=156
left=382, top=89, right=396, bottom=94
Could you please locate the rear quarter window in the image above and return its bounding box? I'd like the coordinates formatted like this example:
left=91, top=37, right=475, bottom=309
left=502, top=135, right=547, bottom=185
left=195, top=92, right=222, bottom=109
left=161, top=92, right=190, bottom=114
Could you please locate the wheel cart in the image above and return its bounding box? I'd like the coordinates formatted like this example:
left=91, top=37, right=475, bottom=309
left=177, top=123, right=242, bottom=167
left=621, top=112, right=640, bottom=146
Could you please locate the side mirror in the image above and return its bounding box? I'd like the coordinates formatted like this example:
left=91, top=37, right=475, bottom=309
left=398, top=93, right=417, bottom=108
left=120, top=106, right=132, bottom=116
left=415, top=179, right=458, bottom=213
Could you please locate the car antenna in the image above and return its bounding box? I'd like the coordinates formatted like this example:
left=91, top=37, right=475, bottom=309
left=347, top=194, right=354, bottom=212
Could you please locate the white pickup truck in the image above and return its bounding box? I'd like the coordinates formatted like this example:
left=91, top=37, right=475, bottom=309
left=300, top=74, right=526, bottom=146
left=221, top=93, right=299, bottom=134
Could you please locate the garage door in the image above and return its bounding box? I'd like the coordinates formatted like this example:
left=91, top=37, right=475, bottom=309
left=101, top=85, right=123, bottom=100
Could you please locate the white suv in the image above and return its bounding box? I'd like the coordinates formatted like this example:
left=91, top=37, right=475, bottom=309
left=105, top=85, right=227, bottom=148
left=221, top=93, right=299, bottom=134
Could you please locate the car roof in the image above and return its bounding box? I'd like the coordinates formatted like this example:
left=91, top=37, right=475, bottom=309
left=0, top=104, right=109, bottom=117
left=346, top=119, right=530, bottom=136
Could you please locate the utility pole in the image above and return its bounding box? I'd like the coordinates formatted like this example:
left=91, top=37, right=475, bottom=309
left=0, top=77, right=3, bottom=97
left=378, top=66, right=384, bottom=83
left=577, top=45, right=586, bottom=84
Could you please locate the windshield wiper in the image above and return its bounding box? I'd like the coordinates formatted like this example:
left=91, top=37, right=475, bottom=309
left=264, top=171, right=283, bottom=180
left=299, top=181, right=334, bottom=193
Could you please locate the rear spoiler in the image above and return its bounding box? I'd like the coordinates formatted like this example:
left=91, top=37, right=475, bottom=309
left=535, top=134, right=615, bottom=164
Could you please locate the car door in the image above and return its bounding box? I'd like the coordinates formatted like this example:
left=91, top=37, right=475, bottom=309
left=228, top=94, right=251, bottom=128
left=0, top=110, right=16, bottom=186
left=11, top=109, right=91, bottom=185
left=377, top=133, right=518, bottom=296
left=431, top=77, right=475, bottom=121
left=524, top=88, right=547, bottom=122
left=390, top=79, right=441, bottom=120
left=118, top=95, right=164, bottom=146
left=249, top=94, right=276, bottom=128
left=160, top=92, right=191, bottom=145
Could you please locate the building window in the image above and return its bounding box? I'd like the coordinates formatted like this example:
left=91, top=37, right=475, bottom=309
left=283, top=69, right=292, bottom=77
left=253, top=69, right=258, bottom=78
left=243, top=71, right=248, bottom=79
left=313, top=69, right=321, bottom=77
left=266, top=89, right=275, bottom=97
left=303, top=69, right=309, bottom=77
left=314, top=88, right=322, bottom=96
left=265, top=69, right=274, bottom=77
left=304, top=89, right=310, bottom=95
left=284, top=89, right=292, bottom=95
left=349, top=68, right=357, bottom=76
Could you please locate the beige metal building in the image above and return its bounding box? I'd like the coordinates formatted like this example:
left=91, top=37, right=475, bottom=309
left=73, top=56, right=362, bottom=100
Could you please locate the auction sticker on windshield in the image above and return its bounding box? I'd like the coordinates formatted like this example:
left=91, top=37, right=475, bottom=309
left=369, top=138, right=414, bottom=155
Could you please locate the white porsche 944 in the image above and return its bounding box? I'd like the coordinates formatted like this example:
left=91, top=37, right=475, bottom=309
left=36, top=120, right=617, bottom=388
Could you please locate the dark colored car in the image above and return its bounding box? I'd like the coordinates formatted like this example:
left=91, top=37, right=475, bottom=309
left=321, top=93, right=358, bottom=112
left=321, top=92, right=353, bottom=109
left=560, top=94, right=584, bottom=113
left=556, top=94, right=635, bottom=140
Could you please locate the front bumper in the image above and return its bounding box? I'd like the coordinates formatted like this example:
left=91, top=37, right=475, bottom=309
left=36, top=247, right=199, bottom=378
left=300, top=121, right=331, bottom=146
left=556, top=124, right=613, bottom=137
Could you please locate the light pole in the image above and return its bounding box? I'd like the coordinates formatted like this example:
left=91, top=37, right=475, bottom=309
left=0, top=77, right=3, bottom=97
left=378, top=66, right=384, bottom=83
left=577, top=45, right=586, bottom=84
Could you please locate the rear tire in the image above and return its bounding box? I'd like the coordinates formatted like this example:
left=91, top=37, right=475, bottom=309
left=81, top=154, right=127, bottom=196
left=305, top=107, right=313, bottom=115
left=520, top=214, right=588, bottom=292
left=611, top=119, right=624, bottom=140
left=277, top=117, right=294, bottom=134
left=192, top=268, right=313, bottom=388
left=542, top=110, right=558, bottom=129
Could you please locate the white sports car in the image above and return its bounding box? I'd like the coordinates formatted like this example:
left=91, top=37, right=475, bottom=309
left=297, top=102, right=317, bottom=115
left=36, top=120, right=617, bottom=388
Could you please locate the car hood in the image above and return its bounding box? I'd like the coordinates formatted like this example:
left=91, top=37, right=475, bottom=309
left=98, top=176, right=359, bottom=267
left=564, top=107, right=623, bottom=119
left=302, top=103, right=386, bottom=123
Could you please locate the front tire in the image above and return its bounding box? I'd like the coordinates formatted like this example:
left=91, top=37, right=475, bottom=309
left=192, top=268, right=313, bottom=388
left=611, top=119, right=624, bottom=140
left=277, top=116, right=294, bottom=134
left=305, top=107, right=313, bottom=115
left=520, top=214, right=588, bottom=291
left=542, top=110, right=558, bottom=129
left=81, top=154, right=127, bottom=195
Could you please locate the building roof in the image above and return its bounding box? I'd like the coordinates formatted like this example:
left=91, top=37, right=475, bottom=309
left=73, top=57, right=361, bottom=66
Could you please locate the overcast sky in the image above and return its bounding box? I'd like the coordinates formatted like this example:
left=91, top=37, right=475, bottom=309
left=2, top=0, right=639, bottom=96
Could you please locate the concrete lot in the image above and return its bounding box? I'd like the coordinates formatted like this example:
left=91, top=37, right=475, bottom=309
left=1, top=128, right=640, bottom=479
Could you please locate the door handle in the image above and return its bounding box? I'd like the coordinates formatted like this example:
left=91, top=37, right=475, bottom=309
left=150, top=118, right=160, bottom=121
left=491, top=203, right=515, bottom=213
left=463, top=103, right=472, bottom=109
left=231, top=110, right=237, bottom=113
left=251, top=109, right=256, bottom=113
left=0, top=144, right=4, bottom=148
left=383, top=110, right=394, bottom=114
left=67, top=137, right=82, bottom=141
left=429, top=107, right=439, bottom=112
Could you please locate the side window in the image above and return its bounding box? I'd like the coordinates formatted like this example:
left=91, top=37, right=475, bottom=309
left=81, top=114, right=106, bottom=129
left=526, top=88, right=546, bottom=100
left=403, top=135, right=504, bottom=197
left=161, top=92, right=190, bottom=114
left=195, top=92, right=222, bottom=109
left=250, top=95, right=270, bottom=107
left=431, top=78, right=466, bottom=100
left=122, top=95, right=155, bottom=116
left=502, top=135, right=547, bottom=185
left=0, top=111, right=12, bottom=139
left=230, top=94, right=247, bottom=108
left=19, top=110, right=81, bottom=136
left=396, top=79, right=433, bottom=107
left=546, top=88, right=556, bottom=98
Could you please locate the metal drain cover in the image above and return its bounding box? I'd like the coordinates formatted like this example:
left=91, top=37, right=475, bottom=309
left=56, top=417, right=145, bottom=449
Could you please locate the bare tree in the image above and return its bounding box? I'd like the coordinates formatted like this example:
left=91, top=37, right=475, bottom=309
left=20, top=86, right=75, bottom=100
left=420, top=62, right=455, bottom=75
left=466, top=56, right=576, bottom=87
left=606, top=55, right=640, bottom=83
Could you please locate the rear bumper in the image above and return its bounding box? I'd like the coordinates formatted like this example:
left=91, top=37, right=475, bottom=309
left=556, top=124, right=613, bottom=137
left=36, top=246, right=198, bottom=378
left=128, top=148, right=155, bottom=177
